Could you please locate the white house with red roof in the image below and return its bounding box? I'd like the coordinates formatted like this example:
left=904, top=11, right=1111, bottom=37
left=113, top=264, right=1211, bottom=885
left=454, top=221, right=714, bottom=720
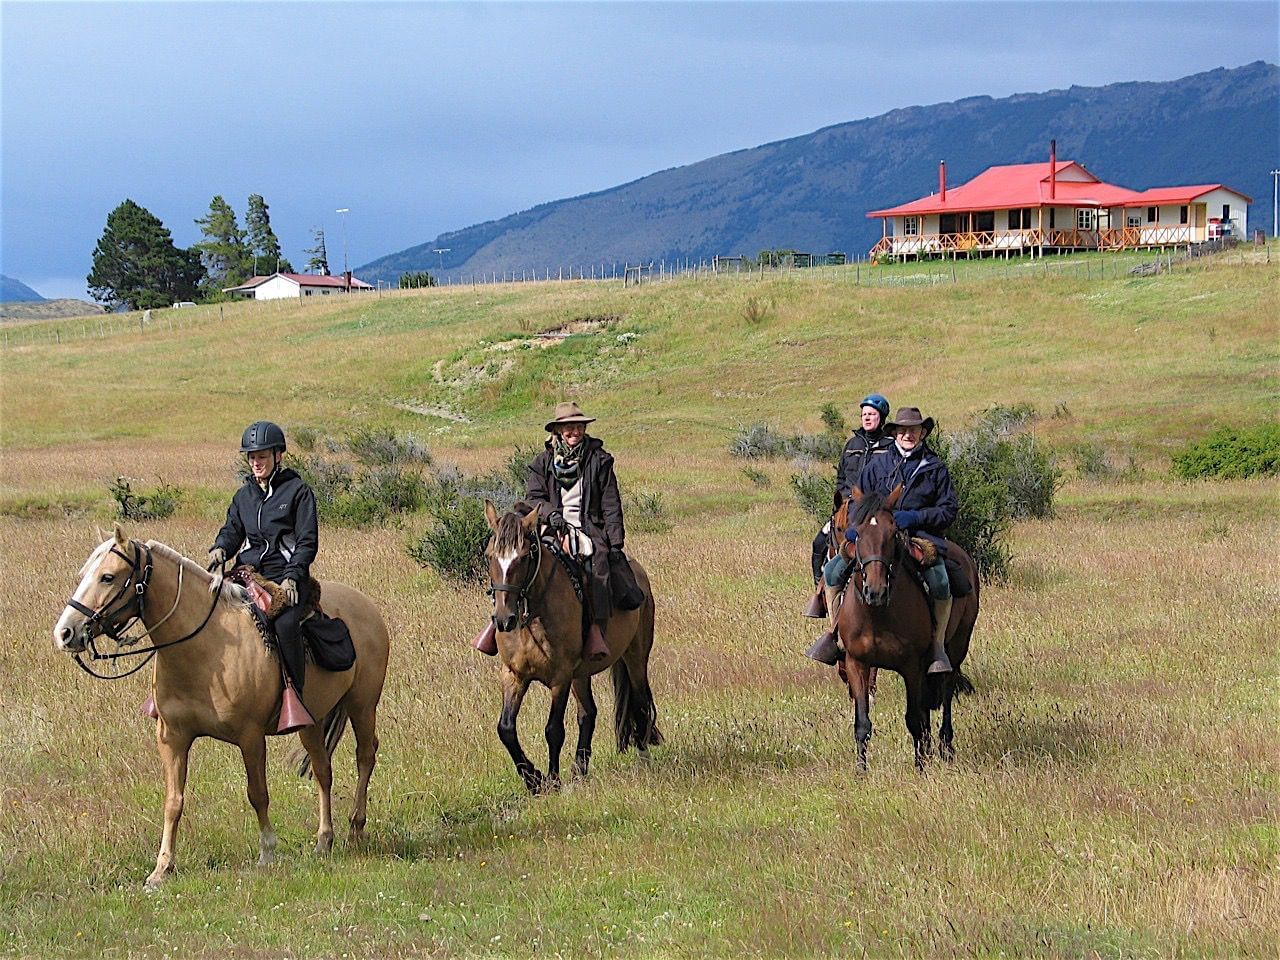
left=867, top=144, right=1251, bottom=260
left=224, top=272, right=374, bottom=301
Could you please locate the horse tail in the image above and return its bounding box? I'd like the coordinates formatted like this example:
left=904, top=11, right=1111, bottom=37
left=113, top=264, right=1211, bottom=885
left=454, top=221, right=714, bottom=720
left=925, top=669, right=974, bottom=711
left=611, top=652, right=662, bottom=751
left=291, top=704, right=350, bottom=778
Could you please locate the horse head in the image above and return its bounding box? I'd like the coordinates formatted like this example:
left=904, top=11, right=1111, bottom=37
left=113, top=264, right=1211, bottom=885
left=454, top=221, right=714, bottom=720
left=846, top=484, right=904, bottom=607
left=484, top=500, right=542, bottom=633
left=54, top=523, right=150, bottom=652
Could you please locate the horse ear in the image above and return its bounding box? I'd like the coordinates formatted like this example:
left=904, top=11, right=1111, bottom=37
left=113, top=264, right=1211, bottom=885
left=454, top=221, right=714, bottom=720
left=520, top=508, right=540, bottom=533
left=483, top=500, right=499, bottom=531
left=112, top=521, right=128, bottom=545
left=884, top=484, right=904, bottom=510
left=849, top=486, right=863, bottom=503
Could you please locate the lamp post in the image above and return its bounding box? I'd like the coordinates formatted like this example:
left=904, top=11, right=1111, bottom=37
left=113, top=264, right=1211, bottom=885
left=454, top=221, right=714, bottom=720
left=336, top=208, right=350, bottom=273
left=432, top=247, right=450, bottom=276
left=1271, top=170, right=1280, bottom=238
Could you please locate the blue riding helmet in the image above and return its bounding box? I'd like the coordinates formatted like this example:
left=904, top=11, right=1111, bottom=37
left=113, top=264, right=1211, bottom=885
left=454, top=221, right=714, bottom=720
left=860, top=393, right=890, bottom=420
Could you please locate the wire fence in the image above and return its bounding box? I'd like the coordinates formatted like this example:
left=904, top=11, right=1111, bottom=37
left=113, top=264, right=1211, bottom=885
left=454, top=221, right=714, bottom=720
left=2, top=240, right=1273, bottom=351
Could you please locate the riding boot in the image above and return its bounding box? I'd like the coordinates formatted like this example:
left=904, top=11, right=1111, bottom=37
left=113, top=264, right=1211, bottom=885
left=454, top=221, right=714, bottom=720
left=822, top=552, right=852, bottom=588
left=584, top=620, right=610, bottom=662
left=472, top=620, right=498, bottom=655
left=805, top=629, right=842, bottom=665
left=803, top=582, right=827, bottom=618
left=273, top=596, right=314, bottom=730
left=928, top=597, right=954, bottom=674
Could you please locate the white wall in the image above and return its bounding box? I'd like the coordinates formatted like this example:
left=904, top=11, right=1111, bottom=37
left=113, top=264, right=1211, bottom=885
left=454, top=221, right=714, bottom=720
left=252, top=275, right=302, bottom=301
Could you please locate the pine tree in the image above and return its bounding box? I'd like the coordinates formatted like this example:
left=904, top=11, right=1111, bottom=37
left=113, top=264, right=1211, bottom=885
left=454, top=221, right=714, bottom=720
left=244, top=194, right=293, bottom=275
left=304, top=227, right=331, bottom=276
left=193, top=195, right=252, bottom=294
left=86, top=199, right=205, bottom=310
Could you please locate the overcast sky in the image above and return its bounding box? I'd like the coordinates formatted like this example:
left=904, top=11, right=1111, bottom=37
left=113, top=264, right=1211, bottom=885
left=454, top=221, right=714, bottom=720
left=2, top=1, right=1276, bottom=300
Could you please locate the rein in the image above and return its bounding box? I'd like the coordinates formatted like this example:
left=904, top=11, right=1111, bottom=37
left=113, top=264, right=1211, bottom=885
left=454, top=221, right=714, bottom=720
left=70, top=542, right=223, bottom=681
left=850, top=521, right=903, bottom=607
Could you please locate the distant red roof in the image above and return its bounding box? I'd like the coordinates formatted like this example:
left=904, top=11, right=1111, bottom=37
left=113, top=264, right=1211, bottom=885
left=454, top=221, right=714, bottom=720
left=868, top=162, right=1251, bottom=218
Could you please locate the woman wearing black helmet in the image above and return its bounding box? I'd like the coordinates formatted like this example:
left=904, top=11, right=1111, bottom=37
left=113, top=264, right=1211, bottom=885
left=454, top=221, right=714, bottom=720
left=208, top=421, right=319, bottom=729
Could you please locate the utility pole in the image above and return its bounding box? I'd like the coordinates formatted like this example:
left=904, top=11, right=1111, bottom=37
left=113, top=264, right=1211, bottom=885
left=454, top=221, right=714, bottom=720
left=433, top=247, right=450, bottom=275
left=336, top=208, right=350, bottom=273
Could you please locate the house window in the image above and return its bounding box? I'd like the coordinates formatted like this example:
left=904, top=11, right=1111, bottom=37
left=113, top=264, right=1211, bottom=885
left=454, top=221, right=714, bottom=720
left=1049, top=208, right=1056, bottom=229
left=1077, top=208, right=1095, bottom=230
left=974, top=211, right=995, bottom=233
left=1179, top=206, right=1188, bottom=224
left=903, top=216, right=919, bottom=236
left=1147, top=206, right=1157, bottom=223
left=1222, top=204, right=1231, bottom=220
left=1007, top=208, right=1032, bottom=230
left=1127, top=215, right=1141, bottom=228
left=304, top=289, right=313, bottom=296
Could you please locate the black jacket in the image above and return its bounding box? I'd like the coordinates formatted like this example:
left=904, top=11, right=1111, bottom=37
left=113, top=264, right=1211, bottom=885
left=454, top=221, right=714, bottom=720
left=526, top=437, right=625, bottom=551
left=836, top=429, right=894, bottom=503
left=857, top=444, right=958, bottom=541
left=212, top=467, right=318, bottom=583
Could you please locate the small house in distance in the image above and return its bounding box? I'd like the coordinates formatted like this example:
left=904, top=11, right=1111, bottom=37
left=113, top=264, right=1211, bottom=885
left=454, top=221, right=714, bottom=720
left=224, top=272, right=374, bottom=301
left=868, top=143, right=1251, bottom=261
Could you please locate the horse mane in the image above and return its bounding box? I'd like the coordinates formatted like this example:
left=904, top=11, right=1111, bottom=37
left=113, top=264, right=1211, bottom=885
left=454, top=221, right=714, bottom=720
left=144, top=540, right=252, bottom=613
left=851, top=490, right=890, bottom=528
left=490, top=511, right=531, bottom=554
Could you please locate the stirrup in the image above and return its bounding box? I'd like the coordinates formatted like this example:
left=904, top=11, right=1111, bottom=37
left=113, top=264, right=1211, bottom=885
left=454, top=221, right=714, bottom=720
left=803, top=586, right=827, bottom=618
left=805, top=630, right=842, bottom=666
left=584, top=623, right=609, bottom=662
left=472, top=621, right=498, bottom=656
left=277, top=682, right=314, bottom=733
left=140, top=694, right=160, bottom=719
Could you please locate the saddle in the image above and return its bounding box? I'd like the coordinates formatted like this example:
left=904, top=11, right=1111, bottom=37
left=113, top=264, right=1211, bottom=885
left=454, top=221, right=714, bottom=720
left=228, top=567, right=355, bottom=672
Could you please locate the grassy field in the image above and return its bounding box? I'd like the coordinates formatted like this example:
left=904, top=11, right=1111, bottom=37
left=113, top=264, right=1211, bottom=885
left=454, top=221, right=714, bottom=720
left=1, top=251, right=1277, bottom=958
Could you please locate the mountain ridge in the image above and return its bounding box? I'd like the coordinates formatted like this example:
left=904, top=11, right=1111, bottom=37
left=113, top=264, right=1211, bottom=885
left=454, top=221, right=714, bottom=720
left=359, top=62, right=1279, bottom=282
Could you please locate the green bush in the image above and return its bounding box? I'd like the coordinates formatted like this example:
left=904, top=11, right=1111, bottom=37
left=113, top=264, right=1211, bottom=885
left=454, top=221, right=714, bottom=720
left=407, top=493, right=492, bottom=583
left=730, top=422, right=842, bottom=461
left=820, top=403, right=847, bottom=436
left=741, top=466, right=771, bottom=488
left=108, top=477, right=181, bottom=521
left=290, top=425, right=320, bottom=453
left=1171, top=424, right=1280, bottom=480
left=346, top=427, right=432, bottom=467
left=626, top=489, right=671, bottom=534
left=1072, top=441, right=1114, bottom=481
left=789, top=470, right=835, bottom=523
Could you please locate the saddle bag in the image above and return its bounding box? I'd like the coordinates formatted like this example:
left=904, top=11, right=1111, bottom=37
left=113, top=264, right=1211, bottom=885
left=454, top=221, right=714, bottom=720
left=944, top=557, right=973, bottom=598
left=301, top=612, right=356, bottom=672
left=608, top=550, right=645, bottom=611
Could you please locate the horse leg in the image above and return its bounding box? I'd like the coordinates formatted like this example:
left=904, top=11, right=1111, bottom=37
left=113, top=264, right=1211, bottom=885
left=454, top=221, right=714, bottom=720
left=902, top=671, right=932, bottom=772
left=570, top=676, right=597, bottom=779
left=238, top=734, right=276, bottom=867
left=145, top=724, right=194, bottom=889
left=543, top=682, right=572, bottom=791
left=498, top=667, right=543, bottom=793
left=347, top=701, right=379, bottom=845
left=297, top=723, right=335, bottom=854
left=938, top=676, right=957, bottom=762
left=845, top=657, right=873, bottom=771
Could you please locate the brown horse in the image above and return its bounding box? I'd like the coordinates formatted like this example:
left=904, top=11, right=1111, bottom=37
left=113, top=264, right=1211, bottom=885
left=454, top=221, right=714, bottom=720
left=483, top=501, right=661, bottom=793
left=53, top=524, right=390, bottom=888
left=834, top=486, right=979, bottom=770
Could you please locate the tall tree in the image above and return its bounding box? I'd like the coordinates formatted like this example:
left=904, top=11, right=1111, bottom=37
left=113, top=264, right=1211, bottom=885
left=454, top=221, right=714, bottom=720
left=304, top=226, right=330, bottom=276
left=86, top=199, right=205, bottom=310
left=244, top=194, right=293, bottom=274
left=193, top=195, right=252, bottom=294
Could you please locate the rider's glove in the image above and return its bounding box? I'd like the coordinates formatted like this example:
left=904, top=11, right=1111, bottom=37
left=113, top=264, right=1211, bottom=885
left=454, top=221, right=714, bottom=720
left=206, top=547, right=227, bottom=572
left=280, top=578, right=299, bottom=607
left=547, top=511, right=569, bottom=535
left=893, top=510, right=923, bottom=532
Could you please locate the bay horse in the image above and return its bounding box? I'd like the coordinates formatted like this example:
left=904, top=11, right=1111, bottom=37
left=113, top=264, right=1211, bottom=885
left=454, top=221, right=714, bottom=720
left=483, top=501, right=661, bottom=793
left=52, top=524, right=390, bottom=888
left=834, top=486, right=979, bottom=770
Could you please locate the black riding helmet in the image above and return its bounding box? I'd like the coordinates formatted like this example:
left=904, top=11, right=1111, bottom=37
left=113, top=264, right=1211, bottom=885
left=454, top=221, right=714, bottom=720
left=240, top=421, right=287, bottom=454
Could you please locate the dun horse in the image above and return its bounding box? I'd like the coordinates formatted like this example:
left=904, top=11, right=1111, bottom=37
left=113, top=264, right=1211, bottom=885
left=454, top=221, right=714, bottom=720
left=53, top=525, right=390, bottom=888
left=833, top=486, right=979, bottom=770
left=483, top=502, right=661, bottom=792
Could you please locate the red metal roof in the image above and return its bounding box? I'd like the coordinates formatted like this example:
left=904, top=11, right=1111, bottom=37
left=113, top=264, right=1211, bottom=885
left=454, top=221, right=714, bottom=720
left=1126, top=184, right=1252, bottom=205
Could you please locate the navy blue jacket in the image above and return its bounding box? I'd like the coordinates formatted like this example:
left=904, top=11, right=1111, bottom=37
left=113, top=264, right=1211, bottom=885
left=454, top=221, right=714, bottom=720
left=836, top=429, right=894, bottom=503
left=212, top=467, right=318, bottom=583
left=856, top=444, right=957, bottom=541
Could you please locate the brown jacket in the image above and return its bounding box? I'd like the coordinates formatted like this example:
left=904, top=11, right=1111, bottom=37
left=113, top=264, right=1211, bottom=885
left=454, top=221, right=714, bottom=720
left=526, top=437, right=625, bottom=552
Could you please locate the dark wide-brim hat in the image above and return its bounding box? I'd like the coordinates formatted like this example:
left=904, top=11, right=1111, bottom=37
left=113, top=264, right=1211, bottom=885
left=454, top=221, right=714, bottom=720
left=886, top=406, right=935, bottom=436
left=544, top=401, right=596, bottom=432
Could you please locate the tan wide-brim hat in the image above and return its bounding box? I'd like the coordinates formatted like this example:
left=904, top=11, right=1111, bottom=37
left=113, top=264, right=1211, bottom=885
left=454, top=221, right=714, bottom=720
left=886, top=406, right=935, bottom=437
left=544, top=401, right=596, bottom=432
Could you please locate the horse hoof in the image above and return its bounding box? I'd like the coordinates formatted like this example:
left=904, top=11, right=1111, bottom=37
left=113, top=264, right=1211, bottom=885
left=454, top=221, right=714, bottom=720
left=315, top=835, right=334, bottom=855
left=144, top=867, right=171, bottom=891
left=257, top=852, right=275, bottom=867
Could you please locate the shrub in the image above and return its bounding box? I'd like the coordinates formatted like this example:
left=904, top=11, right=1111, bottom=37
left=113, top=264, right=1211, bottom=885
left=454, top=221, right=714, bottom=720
left=742, top=296, right=773, bottom=326
left=789, top=470, right=835, bottom=523
left=346, top=427, right=432, bottom=467
left=820, top=403, right=847, bottom=436
left=729, top=422, right=842, bottom=461
left=292, top=444, right=428, bottom=528
left=741, top=466, right=771, bottom=488
left=626, top=489, right=671, bottom=534
left=1171, top=423, right=1280, bottom=480
left=108, top=477, right=181, bottom=521
left=290, top=425, right=320, bottom=453
left=503, top=443, right=542, bottom=488
left=407, top=494, right=491, bottom=583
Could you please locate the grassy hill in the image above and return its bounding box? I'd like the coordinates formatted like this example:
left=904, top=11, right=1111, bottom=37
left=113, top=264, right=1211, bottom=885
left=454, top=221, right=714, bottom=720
left=1, top=250, right=1276, bottom=957
left=0, top=297, right=104, bottom=322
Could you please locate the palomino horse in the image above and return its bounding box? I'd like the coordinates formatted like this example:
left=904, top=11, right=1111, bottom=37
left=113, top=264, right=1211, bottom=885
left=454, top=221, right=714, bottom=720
left=834, top=486, right=979, bottom=770
left=53, top=525, right=390, bottom=888
left=483, top=502, right=661, bottom=793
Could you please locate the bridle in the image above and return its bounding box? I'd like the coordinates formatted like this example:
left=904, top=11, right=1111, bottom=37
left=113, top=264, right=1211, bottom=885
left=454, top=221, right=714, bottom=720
left=67, top=540, right=222, bottom=680
left=850, top=516, right=902, bottom=607
left=486, top=532, right=543, bottom=629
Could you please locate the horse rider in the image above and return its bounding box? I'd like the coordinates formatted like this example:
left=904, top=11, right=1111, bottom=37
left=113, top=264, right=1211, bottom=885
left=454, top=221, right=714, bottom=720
left=855, top=405, right=957, bottom=675
left=526, top=401, right=633, bottom=662
left=808, top=393, right=894, bottom=588
left=207, top=421, right=318, bottom=728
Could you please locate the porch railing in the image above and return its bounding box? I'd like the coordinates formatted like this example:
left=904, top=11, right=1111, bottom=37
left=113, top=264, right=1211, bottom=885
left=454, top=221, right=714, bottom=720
left=871, top=224, right=1198, bottom=258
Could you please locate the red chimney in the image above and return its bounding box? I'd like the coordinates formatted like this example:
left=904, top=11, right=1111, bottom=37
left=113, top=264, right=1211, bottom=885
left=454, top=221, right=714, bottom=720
left=1049, top=139, right=1057, bottom=201
left=939, top=160, right=947, bottom=201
